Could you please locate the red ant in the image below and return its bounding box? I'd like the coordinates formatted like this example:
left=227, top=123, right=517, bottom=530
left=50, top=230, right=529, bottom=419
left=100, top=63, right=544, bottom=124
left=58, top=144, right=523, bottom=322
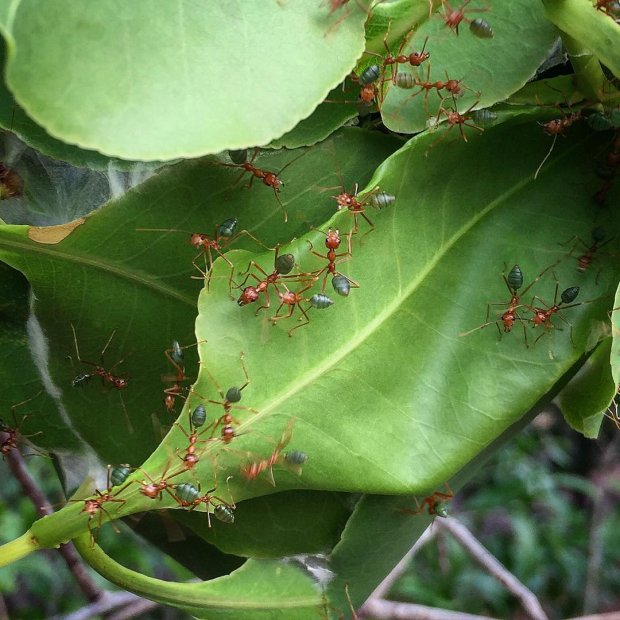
left=135, top=462, right=181, bottom=501
left=401, top=483, right=454, bottom=518
left=170, top=405, right=214, bottom=474
left=200, top=353, right=258, bottom=444
left=68, top=466, right=130, bottom=546
left=137, top=218, right=254, bottom=290
left=270, top=284, right=334, bottom=337
left=70, top=324, right=128, bottom=391
left=70, top=325, right=133, bottom=432
left=401, top=65, right=470, bottom=116
left=1, top=392, right=43, bottom=457
left=365, top=20, right=429, bottom=85
left=0, top=162, right=22, bottom=199
left=306, top=228, right=359, bottom=293
left=240, top=418, right=306, bottom=485
left=173, top=480, right=236, bottom=527
left=460, top=262, right=558, bottom=344
left=433, top=97, right=484, bottom=144
left=333, top=184, right=383, bottom=233
left=221, top=149, right=308, bottom=222
left=529, top=284, right=582, bottom=345
left=161, top=340, right=205, bottom=413
left=237, top=247, right=311, bottom=313
left=535, top=111, right=583, bottom=179
left=440, top=0, right=490, bottom=35
left=561, top=227, right=615, bottom=276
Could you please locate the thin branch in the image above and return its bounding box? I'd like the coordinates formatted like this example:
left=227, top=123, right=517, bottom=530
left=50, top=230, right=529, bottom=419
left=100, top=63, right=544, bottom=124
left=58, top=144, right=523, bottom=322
left=362, top=524, right=437, bottom=604
left=107, top=598, right=160, bottom=620
left=60, top=591, right=149, bottom=620
left=565, top=614, right=620, bottom=620
left=360, top=599, right=497, bottom=620
left=4, top=441, right=102, bottom=603
left=436, top=518, right=548, bottom=620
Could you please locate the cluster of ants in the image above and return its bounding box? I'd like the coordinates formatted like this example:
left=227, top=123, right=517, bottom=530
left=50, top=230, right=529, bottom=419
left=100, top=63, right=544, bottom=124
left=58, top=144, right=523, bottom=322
left=61, top=332, right=312, bottom=542
left=332, top=0, right=496, bottom=144
left=460, top=226, right=615, bottom=349
left=141, top=145, right=396, bottom=337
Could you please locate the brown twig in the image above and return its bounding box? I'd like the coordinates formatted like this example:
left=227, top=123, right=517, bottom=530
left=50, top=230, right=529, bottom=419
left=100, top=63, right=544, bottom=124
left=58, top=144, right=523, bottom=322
left=360, top=599, right=497, bottom=620
left=4, top=440, right=102, bottom=603
left=436, top=518, right=548, bottom=620
left=61, top=591, right=156, bottom=620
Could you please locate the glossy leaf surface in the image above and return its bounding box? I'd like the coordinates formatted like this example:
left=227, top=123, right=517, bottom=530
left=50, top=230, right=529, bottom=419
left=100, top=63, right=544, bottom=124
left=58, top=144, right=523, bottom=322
left=2, top=1, right=368, bottom=159
left=379, top=0, right=558, bottom=133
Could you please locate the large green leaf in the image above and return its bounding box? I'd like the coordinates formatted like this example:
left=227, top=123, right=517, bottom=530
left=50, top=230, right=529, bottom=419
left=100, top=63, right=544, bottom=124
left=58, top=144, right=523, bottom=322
left=11, top=119, right=619, bottom=563
left=0, top=128, right=397, bottom=464
left=2, top=0, right=369, bottom=159
left=378, top=0, right=558, bottom=132
left=0, top=38, right=145, bottom=171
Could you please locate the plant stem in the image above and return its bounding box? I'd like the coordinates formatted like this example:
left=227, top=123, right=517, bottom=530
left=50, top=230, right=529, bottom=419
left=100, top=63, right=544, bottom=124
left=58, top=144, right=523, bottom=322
left=0, top=532, right=40, bottom=567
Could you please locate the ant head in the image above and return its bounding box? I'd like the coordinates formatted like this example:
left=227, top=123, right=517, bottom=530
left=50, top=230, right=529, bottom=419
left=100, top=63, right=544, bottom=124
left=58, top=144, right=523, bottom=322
left=238, top=287, right=259, bottom=306
left=334, top=192, right=352, bottom=208
left=325, top=229, right=341, bottom=249
left=112, top=377, right=129, bottom=389
left=189, top=233, right=208, bottom=248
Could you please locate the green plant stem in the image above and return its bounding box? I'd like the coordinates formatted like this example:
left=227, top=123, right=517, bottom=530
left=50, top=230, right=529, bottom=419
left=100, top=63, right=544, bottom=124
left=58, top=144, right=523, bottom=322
left=72, top=534, right=321, bottom=614
left=0, top=532, right=40, bottom=567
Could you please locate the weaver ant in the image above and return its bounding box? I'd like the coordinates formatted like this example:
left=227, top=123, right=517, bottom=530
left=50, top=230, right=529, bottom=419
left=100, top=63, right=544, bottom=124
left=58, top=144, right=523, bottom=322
left=135, top=461, right=181, bottom=501
left=241, top=418, right=307, bottom=485
left=70, top=325, right=133, bottom=432
left=137, top=218, right=261, bottom=290
left=440, top=0, right=490, bottom=36
left=68, top=466, right=131, bottom=546
left=529, top=284, right=582, bottom=345
left=271, top=283, right=334, bottom=337
left=306, top=228, right=359, bottom=294
left=170, top=404, right=214, bottom=474
left=401, top=483, right=454, bottom=518
left=1, top=392, right=43, bottom=457
left=365, top=20, right=429, bottom=85
left=237, top=247, right=310, bottom=313
left=161, top=340, right=205, bottom=413
left=400, top=65, right=471, bottom=117
left=173, top=480, right=236, bottom=527
left=534, top=111, right=582, bottom=179
left=221, top=149, right=308, bottom=222
left=460, top=262, right=558, bottom=344
left=561, top=227, right=615, bottom=276
left=200, top=353, right=258, bottom=444
left=0, top=162, right=22, bottom=199
left=70, top=325, right=128, bottom=391
left=432, top=97, right=484, bottom=145
left=332, top=184, right=384, bottom=234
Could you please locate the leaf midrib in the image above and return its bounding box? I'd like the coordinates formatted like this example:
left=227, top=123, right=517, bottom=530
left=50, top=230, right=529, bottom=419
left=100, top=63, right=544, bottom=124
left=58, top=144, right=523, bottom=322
left=0, top=235, right=196, bottom=307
